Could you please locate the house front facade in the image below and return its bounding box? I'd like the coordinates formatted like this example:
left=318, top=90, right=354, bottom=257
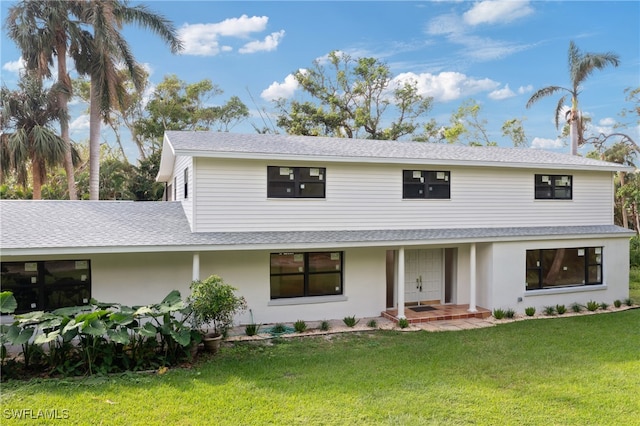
left=1, top=132, right=633, bottom=325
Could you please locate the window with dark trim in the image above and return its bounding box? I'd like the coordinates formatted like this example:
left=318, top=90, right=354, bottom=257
left=526, top=247, right=602, bottom=291
left=267, top=166, right=326, bottom=198
left=535, top=174, right=572, bottom=199
left=403, top=170, right=450, bottom=199
left=173, top=177, right=177, bottom=201
left=183, top=168, right=189, bottom=199
left=270, top=252, right=343, bottom=298
left=1, top=260, right=91, bottom=313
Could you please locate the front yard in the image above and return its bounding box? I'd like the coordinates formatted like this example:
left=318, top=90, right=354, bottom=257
left=1, top=308, right=638, bottom=425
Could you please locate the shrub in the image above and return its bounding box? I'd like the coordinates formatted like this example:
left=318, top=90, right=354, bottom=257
left=624, top=297, right=634, bottom=306
left=570, top=302, right=583, bottom=313
left=245, top=323, right=261, bottom=336
left=504, top=308, right=516, bottom=319
left=586, top=300, right=600, bottom=311
left=614, top=299, right=622, bottom=308
left=600, top=302, right=609, bottom=310
left=524, top=306, right=536, bottom=317
left=543, top=305, right=556, bottom=316
left=398, top=318, right=409, bottom=329
left=492, top=308, right=506, bottom=319
left=343, top=316, right=359, bottom=327
left=556, top=304, right=567, bottom=315
left=320, top=320, right=330, bottom=331
left=293, top=320, right=307, bottom=333
left=271, top=323, right=287, bottom=334
left=630, top=235, right=640, bottom=268
left=586, top=300, right=599, bottom=311
left=189, top=275, right=247, bottom=337
left=366, top=319, right=377, bottom=328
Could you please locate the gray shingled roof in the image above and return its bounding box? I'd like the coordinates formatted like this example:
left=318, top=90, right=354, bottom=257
left=1, top=200, right=633, bottom=255
left=164, top=131, right=630, bottom=171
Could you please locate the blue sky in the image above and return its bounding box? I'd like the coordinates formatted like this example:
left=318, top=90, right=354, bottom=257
left=1, top=0, right=639, bottom=160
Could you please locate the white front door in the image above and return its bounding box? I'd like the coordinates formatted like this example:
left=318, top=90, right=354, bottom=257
left=404, top=249, right=443, bottom=304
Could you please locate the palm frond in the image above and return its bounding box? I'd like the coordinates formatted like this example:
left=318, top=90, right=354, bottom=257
left=526, top=86, right=567, bottom=108
left=554, top=96, right=568, bottom=130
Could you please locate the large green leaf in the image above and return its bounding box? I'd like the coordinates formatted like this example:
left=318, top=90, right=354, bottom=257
left=137, top=322, right=157, bottom=338
left=156, top=290, right=186, bottom=313
left=81, top=319, right=107, bottom=336
left=34, top=330, right=60, bottom=345
left=6, top=325, right=34, bottom=345
left=52, top=305, right=92, bottom=317
left=0, top=292, right=17, bottom=314
left=169, top=328, right=192, bottom=347
left=109, top=312, right=135, bottom=326
left=107, top=328, right=130, bottom=345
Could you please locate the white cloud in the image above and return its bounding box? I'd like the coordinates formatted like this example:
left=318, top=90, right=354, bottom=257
left=426, top=13, right=464, bottom=36
left=598, top=117, right=616, bottom=126
left=488, top=84, right=515, bottom=100
left=260, top=72, right=302, bottom=101
left=69, top=114, right=90, bottom=132
left=178, top=15, right=274, bottom=56
left=239, top=30, right=285, bottom=54
left=3, top=57, right=25, bottom=73
left=463, top=1, right=534, bottom=26
left=531, top=137, right=564, bottom=149
left=518, top=85, right=533, bottom=94
left=393, top=71, right=500, bottom=102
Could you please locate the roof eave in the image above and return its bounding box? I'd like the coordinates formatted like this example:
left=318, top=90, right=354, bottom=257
left=171, top=149, right=633, bottom=173
left=156, top=134, right=176, bottom=182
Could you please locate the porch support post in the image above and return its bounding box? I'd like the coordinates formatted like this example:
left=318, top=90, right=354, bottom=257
left=192, top=252, right=200, bottom=282
left=468, top=243, right=477, bottom=313
left=397, top=247, right=406, bottom=319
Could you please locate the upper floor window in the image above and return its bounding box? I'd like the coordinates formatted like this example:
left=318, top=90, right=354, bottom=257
left=267, top=166, right=326, bottom=198
left=1, top=260, right=91, bottom=314
left=270, top=251, right=343, bottom=298
left=526, top=247, right=602, bottom=291
left=184, top=168, right=189, bottom=199
left=535, top=174, right=572, bottom=200
left=403, top=170, right=450, bottom=199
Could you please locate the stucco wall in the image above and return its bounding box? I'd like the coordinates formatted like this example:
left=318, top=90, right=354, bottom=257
left=489, top=237, right=630, bottom=313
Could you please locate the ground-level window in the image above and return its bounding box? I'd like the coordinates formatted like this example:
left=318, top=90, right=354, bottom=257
left=183, top=168, right=189, bottom=199
left=403, top=170, right=450, bottom=199
left=535, top=174, right=572, bottom=199
left=526, top=247, right=602, bottom=291
left=267, top=166, right=326, bottom=198
left=1, top=260, right=91, bottom=313
left=270, top=252, right=342, bottom=298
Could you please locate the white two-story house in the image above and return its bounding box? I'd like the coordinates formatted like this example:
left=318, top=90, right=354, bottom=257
left=1, top=131, right=634, bottom=325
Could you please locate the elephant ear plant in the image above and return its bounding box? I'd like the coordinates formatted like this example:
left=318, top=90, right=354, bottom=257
left=188, top=275, right=247, bottom=349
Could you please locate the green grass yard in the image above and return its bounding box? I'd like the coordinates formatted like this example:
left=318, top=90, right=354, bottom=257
left=1, top=309, right=638, bottom=425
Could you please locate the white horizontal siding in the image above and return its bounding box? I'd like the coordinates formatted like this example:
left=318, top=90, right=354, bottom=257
left=173, top=156, right=193, bottom=229
left=193, top=158, right=614, bottom=232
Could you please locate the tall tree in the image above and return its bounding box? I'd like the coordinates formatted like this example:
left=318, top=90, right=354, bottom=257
left=276, top=51, right=433, bottom=140
left=70, top=0, right=182, bottom=200
left=0, top=72, right=68, bottom=199
left=526, top=40, right=619, bottom=155
left=6, top=0, right=82, bottom=199
left=134, top=75, right=249, bottom=148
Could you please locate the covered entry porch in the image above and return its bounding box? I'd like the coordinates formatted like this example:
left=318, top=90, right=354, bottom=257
left=385, top=244, right=488, bottom=323
left=382, top=304, right=491, bottom=324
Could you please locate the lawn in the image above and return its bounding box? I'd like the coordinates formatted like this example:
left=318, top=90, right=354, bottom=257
left=1, top=309, right=638, bottom=425
left=629, top=267, right=640, bottom=302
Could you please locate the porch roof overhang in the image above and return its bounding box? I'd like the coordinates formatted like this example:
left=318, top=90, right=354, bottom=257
left=1, top=199, right=633, bottom=256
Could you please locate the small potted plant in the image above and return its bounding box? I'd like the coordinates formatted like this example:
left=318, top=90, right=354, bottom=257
left=189, top=275, right=247, bottom=353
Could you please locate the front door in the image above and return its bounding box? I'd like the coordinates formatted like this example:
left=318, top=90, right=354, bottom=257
left=404, top=249, right=443, bottom=304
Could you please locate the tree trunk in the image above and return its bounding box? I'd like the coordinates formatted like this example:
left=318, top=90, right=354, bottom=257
left=569, top=109, right=579, bottom=156
left=89, top=76, right=102, bottom=200
left=56, top=41, right=78, bottom=200
left=32, top=158, right=42, bottom=200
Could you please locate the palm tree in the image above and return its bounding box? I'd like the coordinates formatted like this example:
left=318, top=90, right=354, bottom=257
left=6, top=0, right=82, bottom=199
left=526, top=41, right=620, bottom=155
left=71, top=0, right=182, bottom=200
left=0, top=72, right=68, bottom=199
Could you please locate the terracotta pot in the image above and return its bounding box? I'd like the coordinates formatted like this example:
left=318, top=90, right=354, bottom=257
left=202, top=333, right=223, bottom=353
